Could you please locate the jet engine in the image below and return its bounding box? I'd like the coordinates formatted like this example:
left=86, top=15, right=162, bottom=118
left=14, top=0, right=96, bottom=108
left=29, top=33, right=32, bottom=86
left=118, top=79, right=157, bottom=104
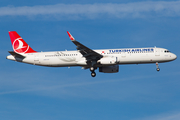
left=99, top=65, right=119, bottom=73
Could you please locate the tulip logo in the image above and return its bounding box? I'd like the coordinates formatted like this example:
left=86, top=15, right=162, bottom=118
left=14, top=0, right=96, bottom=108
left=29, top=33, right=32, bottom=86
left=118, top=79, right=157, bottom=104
left=13, top=38, right=29, bottom=53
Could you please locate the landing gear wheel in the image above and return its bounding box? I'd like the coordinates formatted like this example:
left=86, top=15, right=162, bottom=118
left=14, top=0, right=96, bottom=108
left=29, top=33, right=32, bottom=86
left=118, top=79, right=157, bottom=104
left=156, top=68, right=160, bottom=71
left=90, top=67, right=95, bottom=71
left=156, top=62, right=160, bottom=72
left=91, top=72, right=96, bottom=77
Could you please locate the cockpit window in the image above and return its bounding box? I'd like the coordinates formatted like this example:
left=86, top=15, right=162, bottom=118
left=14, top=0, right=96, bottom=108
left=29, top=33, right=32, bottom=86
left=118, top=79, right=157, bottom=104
left=164, top=50, right=170, bottom=53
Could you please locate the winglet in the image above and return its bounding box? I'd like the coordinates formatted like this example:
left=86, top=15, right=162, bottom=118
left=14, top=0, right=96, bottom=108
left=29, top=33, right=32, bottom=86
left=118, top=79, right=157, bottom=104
left=67, top=31, right=75, bottom=41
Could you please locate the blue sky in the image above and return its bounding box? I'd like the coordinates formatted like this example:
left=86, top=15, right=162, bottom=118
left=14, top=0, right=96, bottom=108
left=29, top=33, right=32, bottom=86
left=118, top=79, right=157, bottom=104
left=0, top=0, right=180, bottom=120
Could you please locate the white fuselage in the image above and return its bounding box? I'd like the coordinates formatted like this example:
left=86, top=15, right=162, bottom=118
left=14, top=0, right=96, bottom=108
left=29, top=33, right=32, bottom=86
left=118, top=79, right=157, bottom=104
left=7, top=47, right=177, bottom=67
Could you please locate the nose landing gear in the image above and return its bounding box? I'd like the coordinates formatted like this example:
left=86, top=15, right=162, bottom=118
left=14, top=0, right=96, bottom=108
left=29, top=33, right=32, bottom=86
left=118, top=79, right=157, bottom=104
left=90, top=67, right=97, bottom=77
left=91, top=72, right=96, bottom=77
left=156, top=62, right=160, bottom=71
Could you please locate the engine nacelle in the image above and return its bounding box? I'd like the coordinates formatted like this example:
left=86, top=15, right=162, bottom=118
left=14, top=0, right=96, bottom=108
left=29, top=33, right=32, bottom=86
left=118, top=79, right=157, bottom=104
left=99, top=65, right=119, bottom=73
left=98, top=56, right=118, bottom=65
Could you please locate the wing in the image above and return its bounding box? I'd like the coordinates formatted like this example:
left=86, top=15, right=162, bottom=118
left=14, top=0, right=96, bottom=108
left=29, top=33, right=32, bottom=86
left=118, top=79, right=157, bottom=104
left=67, top=31, right=103, bottom=63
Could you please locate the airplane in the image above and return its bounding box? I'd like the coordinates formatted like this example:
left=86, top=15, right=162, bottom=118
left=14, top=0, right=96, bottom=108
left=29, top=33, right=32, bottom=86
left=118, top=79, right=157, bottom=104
left=6, top=31, right=177, bottom=77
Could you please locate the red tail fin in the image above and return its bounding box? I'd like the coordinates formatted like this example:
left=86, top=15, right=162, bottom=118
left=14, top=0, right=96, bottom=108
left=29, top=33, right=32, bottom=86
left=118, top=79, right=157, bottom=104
left=9, top=31, right=36, bottom=54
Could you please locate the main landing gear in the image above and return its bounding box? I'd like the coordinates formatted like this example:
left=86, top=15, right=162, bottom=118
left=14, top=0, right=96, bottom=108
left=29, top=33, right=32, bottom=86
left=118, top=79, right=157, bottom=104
left=90, top=67, right=97, bottom=77
left=156, top=62, right=160, bottom=71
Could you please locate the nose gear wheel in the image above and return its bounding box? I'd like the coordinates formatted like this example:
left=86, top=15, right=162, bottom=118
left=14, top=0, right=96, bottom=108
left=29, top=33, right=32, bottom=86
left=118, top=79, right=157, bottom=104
left=91, top=72, right=96, bottom=77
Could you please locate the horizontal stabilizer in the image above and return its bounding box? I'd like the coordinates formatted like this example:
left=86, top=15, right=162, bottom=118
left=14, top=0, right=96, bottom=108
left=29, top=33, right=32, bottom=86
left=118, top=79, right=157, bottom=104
left=8, top=51, right=25, bottom=58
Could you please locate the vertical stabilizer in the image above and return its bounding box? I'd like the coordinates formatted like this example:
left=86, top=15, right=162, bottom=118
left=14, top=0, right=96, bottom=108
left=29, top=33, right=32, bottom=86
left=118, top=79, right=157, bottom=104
left=9, top=31, right=36, bottom=54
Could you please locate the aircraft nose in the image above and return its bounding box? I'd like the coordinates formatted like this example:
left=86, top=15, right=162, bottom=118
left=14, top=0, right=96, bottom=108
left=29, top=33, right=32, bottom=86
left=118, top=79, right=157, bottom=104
left=172, top=53, right=177, bottom=60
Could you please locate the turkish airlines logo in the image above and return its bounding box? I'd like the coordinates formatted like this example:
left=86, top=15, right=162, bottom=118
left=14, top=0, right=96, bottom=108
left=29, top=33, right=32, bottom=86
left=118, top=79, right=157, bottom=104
left=13, top=38, right=29, bottom=53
